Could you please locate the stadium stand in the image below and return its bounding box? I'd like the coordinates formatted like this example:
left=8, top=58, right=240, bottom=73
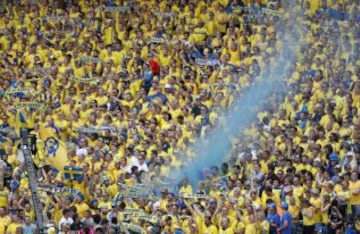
left=0, top=0, right=359, bottom=233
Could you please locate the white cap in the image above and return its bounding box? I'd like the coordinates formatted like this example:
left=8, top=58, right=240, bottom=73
left=165, top=84, right=173, bottom=89
left=313, top=158, right=321, bottom=162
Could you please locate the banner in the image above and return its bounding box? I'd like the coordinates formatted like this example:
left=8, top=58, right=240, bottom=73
left=261, top=8, right=283, bottom=17
left=38, top=186, right=85, bottom=200
left=14, top=102, right=45, bottom=110
left=5, top=87, right=35, bottom=95
left=147, top=37, right=165, bottom=44
left=39, top=186, right=81, bottom=196
left=243, top=13, right=263, bottom=21
left=73, top=77, right=99, bottom=83
left=120, top=222, right=146, bottom=234
left=44, top=16, right=67, bottom=22
left=118, top=184, right=154, bottom=199
left=79, top=57, right=101, bottom=64
left=54, top=30, right=75, bottom=35
left=73, top=126, right=119, bottom=134
left=123, top=208, right=159, bottom=223
left=39, top=126, right=68, bottom=172
left=195, top=59, right=220, bottom=66
left=103, top=6, right=130, bottom=12
left=181, top=193, right=210, bottom=199
left=23, top=66, right=51, bottom=74
left=154, top=12, right=177, bottom=17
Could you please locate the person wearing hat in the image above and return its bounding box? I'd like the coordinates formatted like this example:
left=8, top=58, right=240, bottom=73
left=327, top=152, right=340, bottom=177
left=74, top=193, right=89, bottom=218
left=277, top=202, right=292, bottom=234
left=159, top=188, right=169, bottom=210
left=343, top=151, right=357, bottom=171
left=267, top=202, right=280, bottom=234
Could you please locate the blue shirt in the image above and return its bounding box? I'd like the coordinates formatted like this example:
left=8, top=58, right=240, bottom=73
left=280, top=211, right=292, bottom=234
left=22, top=224, right=37, bottom=234
left=267, top=212, right=281, bottom=232
left=345, top=227, right=356, bottom=234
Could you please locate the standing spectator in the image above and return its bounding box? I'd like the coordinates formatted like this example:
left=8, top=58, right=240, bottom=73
left=267, top=203, right=280, bottom=234
left=328, top=202, right=344, bottom=234
left=22, top=216, right=37, bottom=234
left=58, top=208, right=73, bottom=232
left=302, top=199, right=315, bottom=233
left=278, top=202, right=292, bottom=234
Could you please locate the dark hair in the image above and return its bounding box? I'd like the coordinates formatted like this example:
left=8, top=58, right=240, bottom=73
left=111, top=217, right=118, bottom=224
left=93, top=214, right=102, bottom=224
left=100, top=218, right=109, bottom=225
left=62, top=208, right=70, bottom=215
left=95, top=227, right=104, bottom=234
left=118, top=202, right=126, bottom=210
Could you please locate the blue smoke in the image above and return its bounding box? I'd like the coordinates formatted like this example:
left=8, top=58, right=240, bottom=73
left=167, top=1, right=303, bottom=192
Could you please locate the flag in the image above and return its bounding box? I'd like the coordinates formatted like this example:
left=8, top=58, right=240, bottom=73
left=64, top=166, right=84, bottom=181
left=39, top=125, right=68, bottom=172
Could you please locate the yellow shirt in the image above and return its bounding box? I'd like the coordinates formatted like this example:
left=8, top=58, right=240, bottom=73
left=98, top=200, right=112, bottom=211
left=6, top=223, right=21, bottom=234
left=103, top=27, right=114, bottom=46
left=179, top=185, right=193, bottom=195
left=75, top=202, right=90, bottom=218
left=260, top=220, right=270, bottom=234
left=0, top=189, right=9, bottom=207
left=350, top=180, right=360, bottom=205
left=24, top=209, right=35, bottom=221
left=310, top=197, right=322, bottom=223
left=204, top=224, right=218, bottom=234
left=244, top=223, right=257, bottom=234
left=302, top=207, right=315, bottom=226
left=289, top=204, right=300, bottom=223
left=0, top=216, right=10, bottom=233
left=0, top=223, right=5, bottom=234
left=219, top=227, right=235, bottom=234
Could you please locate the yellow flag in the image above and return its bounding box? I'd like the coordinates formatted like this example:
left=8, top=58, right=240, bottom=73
left=39, top=125, right=68, bottom=172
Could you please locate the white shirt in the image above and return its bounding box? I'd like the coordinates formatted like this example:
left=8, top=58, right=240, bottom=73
left=58, top=216, right=73, bottom=231
left=138, top=162, right=149, bottom=172
left=76, top=147, right=88, bottom=157
left=125, top=156, right=140, bottom=173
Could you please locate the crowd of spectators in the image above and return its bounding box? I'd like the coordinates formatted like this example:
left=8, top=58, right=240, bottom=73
left=0, top=0, right=359, bottom=233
